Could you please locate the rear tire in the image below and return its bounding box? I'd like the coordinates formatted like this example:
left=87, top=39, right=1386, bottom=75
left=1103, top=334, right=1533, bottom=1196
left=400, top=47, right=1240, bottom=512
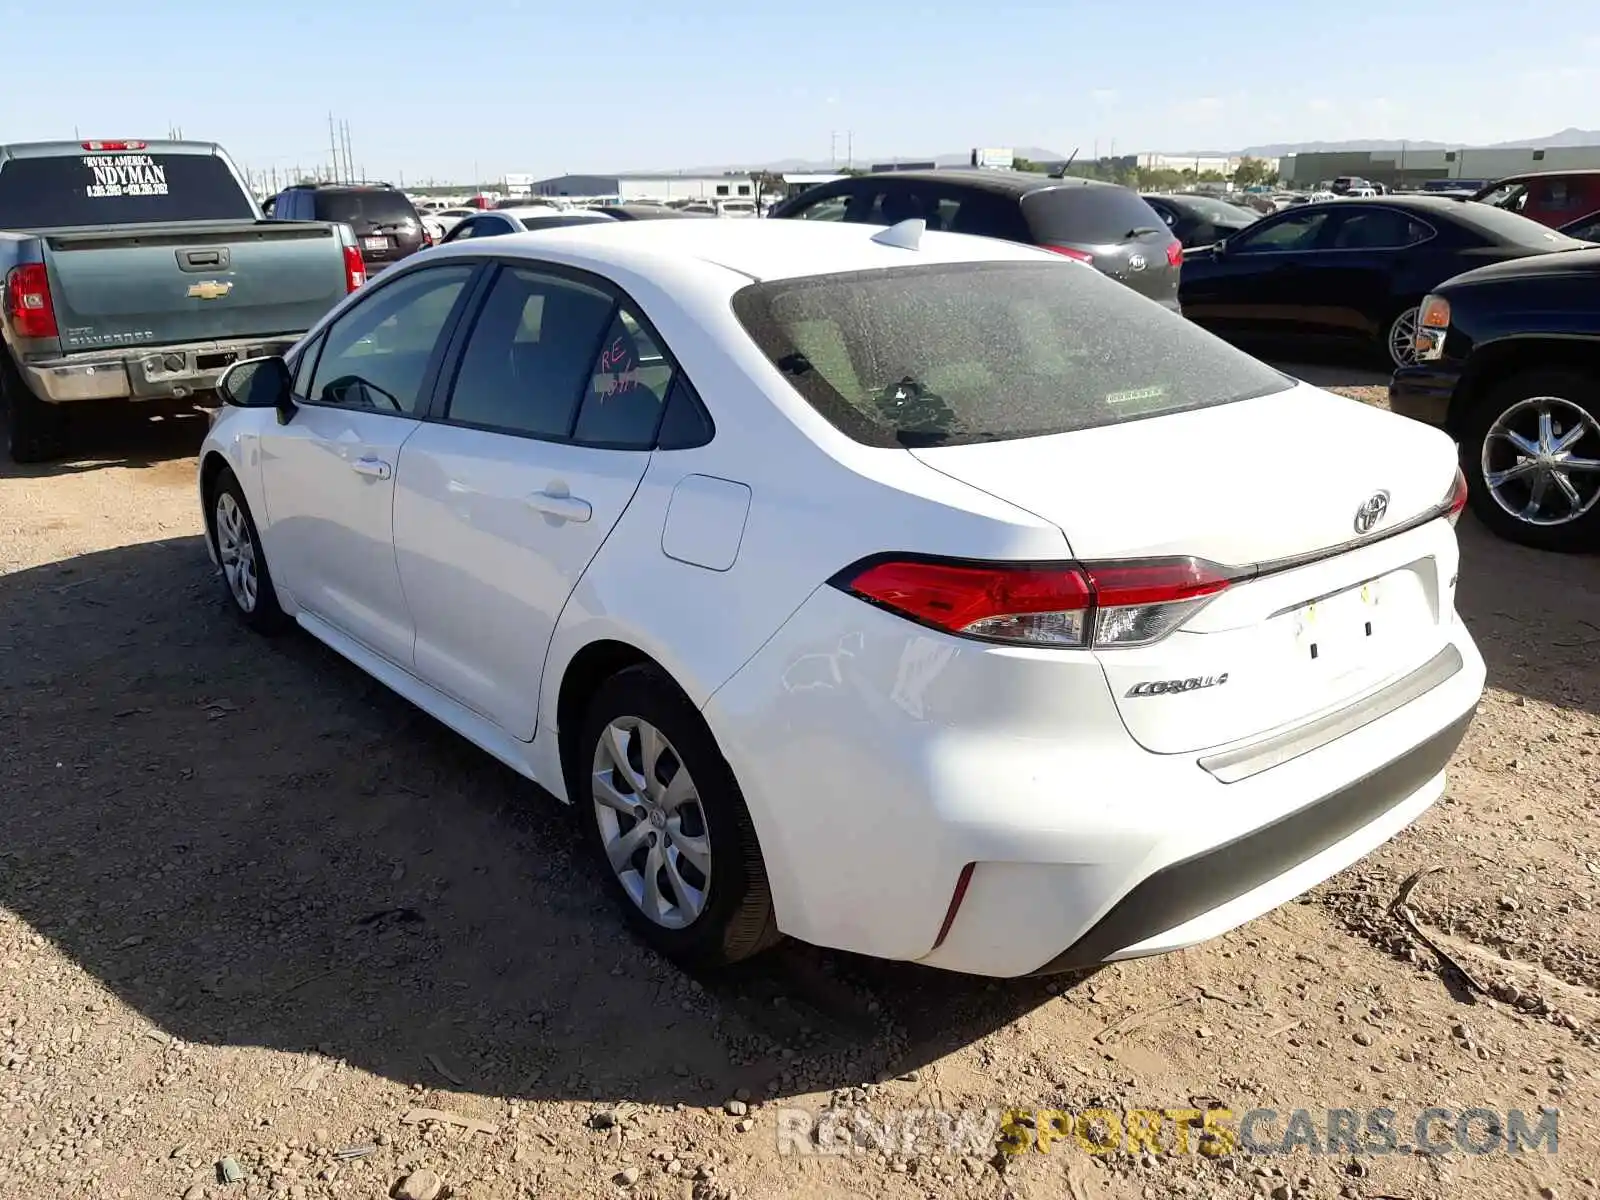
left=209, top=466, right=290, bottom=634
left=576, top=664, right=781, bottom=968
left=1, top=359, right=67, bottom=464
left=1461, top=367, right=1600, bottom=552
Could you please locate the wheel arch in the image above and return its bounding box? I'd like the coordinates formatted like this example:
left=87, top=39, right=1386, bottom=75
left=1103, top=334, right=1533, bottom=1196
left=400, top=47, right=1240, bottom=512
left=198, top=450, right=233, bottom=554
left=554, top=639, right=669, bottom=804
left=1448, top=337, right=1600, bottom=435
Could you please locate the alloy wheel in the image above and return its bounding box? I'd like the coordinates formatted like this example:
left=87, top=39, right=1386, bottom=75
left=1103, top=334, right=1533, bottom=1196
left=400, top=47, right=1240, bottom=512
left=1482, top=395, right=1600, bottom=527
left=1387, top=307, right=1421, bottom=369
left=591, top=717, right=712, bottom=930
left=215, top=492, right=259, bottom=613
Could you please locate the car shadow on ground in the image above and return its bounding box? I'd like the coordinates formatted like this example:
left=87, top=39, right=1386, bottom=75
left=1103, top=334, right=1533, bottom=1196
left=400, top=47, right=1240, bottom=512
left=0, top=537, right=1071, bottom=1112
left=0, top=405, right=209, bottom=480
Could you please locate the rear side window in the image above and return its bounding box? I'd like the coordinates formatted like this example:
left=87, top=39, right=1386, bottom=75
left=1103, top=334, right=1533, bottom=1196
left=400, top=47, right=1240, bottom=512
left=732, top=261, right=1291, bottom=448
left=0, top=151, right=256, bottom=228
left=1021, top=185, right=1166, bottom=245
left=445, top=267, right=615, bottom=438
left=313, top=190, right=419, bottom=226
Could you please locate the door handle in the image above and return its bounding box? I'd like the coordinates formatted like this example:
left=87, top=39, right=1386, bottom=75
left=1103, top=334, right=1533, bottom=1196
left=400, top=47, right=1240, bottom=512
left=527, top=486, right=592, bottom=523
left=351, top=456, right=392, bottom=480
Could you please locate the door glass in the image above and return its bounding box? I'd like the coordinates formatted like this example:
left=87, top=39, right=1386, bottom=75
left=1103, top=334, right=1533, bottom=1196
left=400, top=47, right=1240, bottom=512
left=792, top=193, right=849, bottom=221
left=572, top=307, right=676, bottom=448
left=290, top=333, right=323, bottom=399
left=1328, top=208, right=1421, bottom=249
left=445, top=267, right=617, bottom=438
left=307, top=265, right=474, bottom=414
left=1229, top=209, right=1331, bottom=253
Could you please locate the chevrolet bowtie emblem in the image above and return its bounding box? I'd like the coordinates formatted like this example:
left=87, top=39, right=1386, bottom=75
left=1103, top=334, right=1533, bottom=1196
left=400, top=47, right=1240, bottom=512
left=187, top=280, right=233, bottom=300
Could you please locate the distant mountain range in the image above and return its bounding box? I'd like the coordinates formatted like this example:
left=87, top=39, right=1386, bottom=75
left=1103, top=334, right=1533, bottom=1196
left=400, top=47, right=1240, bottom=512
left=646, top=129, right=1600, bottom=175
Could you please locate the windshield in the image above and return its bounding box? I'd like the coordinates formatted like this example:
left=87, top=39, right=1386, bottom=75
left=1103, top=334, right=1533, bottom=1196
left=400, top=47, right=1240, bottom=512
left=732, top=261, right=1292, bottom=448
left=1177, top=195, right=1259, bottom=223
left=0, top=151, right=256, bottom=228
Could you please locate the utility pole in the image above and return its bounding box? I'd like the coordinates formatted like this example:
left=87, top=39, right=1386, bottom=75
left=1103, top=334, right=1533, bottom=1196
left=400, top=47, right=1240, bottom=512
left=328, top=113, right=340, bottom=182
left=830, top=131, right=838, bottom=167
left=342, top=121, right=354, bottom=183
left=847, top=131, right=853, bottom=169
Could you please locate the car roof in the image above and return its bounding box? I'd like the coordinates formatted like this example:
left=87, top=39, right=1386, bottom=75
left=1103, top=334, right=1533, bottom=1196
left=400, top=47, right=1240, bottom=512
left=497, top=207, right=608, bottom=222
left=848, top=168, right=1123, bottom=196
left=421, top=215, right=1053, bottom=284
left=1481, top=168, right=1600, bottom=187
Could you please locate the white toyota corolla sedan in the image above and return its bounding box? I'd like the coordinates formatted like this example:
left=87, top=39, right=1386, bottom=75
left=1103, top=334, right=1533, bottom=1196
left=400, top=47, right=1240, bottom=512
left=198, top=217, right=1485, bottom=977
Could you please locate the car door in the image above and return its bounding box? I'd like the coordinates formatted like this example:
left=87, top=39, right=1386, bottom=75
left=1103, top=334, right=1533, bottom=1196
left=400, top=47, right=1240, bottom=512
left=257, top=263, right=478, bottom=668
left=1306, top=205, right=1435, bottom=344
left=1180, top=206, right=1336, bottom=342
left=392, top=262, right=668, bottom=737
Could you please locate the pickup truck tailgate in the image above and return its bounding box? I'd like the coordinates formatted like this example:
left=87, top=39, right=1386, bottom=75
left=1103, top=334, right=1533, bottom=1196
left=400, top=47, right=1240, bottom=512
left=43, top=220, right=348, bottom=350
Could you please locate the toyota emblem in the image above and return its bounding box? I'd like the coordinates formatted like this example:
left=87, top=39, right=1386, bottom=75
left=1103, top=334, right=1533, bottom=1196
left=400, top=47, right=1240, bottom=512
left=1354, top=490, right=1391, bottom=535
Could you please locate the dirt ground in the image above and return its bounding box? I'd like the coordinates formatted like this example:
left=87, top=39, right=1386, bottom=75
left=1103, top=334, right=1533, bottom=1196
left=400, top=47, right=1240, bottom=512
left=2, top=369, right=1597, bottom=1200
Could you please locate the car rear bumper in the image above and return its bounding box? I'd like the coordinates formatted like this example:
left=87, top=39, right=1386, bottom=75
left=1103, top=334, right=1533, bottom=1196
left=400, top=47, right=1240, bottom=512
left=1388, top=364, right=1459, bottom=427
left=705, top=580, right=1485, bottom=977
left=21, top=335, right=302, bottom=404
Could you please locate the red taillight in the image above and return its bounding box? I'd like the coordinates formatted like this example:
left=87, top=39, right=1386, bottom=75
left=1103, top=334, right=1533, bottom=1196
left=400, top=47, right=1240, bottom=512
left=5, top=263, right=58, bottom=338
left=81, top=140, right=146, bottom=151
left=836, top=555, right=1236, bottom=648
left=342, top=245, right=367, bottom=292
left=1446, top=466, right=1468, bottom=526
left=1044, top=244, right=1094, bottom=263
left=1166, top=239, right=1184, bottom=268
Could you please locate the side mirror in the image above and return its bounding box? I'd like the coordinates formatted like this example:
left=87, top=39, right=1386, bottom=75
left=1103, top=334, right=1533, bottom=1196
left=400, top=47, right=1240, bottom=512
left=218, top=356, right=294, bottom=422
left=1213, top=238, right=1228, bottom=256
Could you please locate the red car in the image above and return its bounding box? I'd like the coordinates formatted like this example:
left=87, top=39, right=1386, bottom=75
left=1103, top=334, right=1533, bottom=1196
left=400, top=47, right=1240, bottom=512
left=1470, top=170, right=1600, bottom=228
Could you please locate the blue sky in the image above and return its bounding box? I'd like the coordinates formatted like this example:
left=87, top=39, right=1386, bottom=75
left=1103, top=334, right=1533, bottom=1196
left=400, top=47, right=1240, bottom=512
left=2, top=0, right=1592, bottom=184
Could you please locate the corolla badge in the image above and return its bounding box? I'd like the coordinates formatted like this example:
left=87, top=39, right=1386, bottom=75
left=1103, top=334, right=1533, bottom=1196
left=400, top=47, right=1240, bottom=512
left=1354, top=490, right=1391, bottom=535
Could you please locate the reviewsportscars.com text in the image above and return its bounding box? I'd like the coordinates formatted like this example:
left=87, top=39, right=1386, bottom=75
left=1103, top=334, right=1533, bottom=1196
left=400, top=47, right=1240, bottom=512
left=773, top=1104, right=1560, bottom=1158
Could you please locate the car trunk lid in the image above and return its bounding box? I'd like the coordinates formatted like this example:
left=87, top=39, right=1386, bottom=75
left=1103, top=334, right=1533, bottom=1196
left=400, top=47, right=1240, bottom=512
left=1023, top=184, right=1181, bottom=304
left=910, top=384, right=1463, bottom=752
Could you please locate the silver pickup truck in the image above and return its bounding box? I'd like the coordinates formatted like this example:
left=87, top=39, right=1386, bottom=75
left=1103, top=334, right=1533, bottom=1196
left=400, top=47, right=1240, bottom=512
left=0, top=139, right=365, bottom=462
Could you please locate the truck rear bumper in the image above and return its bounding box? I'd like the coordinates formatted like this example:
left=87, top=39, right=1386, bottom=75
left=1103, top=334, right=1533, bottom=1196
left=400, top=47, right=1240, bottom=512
left=21, top=335, right=301, bottom=404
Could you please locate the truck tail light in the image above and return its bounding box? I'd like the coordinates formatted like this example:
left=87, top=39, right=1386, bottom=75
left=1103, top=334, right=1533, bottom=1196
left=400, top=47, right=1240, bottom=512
left=6, top=263, right=59, bottom=338
left=832, top=555, right=1237, bottom=649
left=342, top=245, right=367, bottom=292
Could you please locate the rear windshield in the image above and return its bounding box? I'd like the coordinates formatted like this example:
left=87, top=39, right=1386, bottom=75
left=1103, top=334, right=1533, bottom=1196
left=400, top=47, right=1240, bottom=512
left=732, top=261, right=1292, bottom=448
left=0, top=151, right=255, bottom=228
left=313, top=190, right=418, bottom=226
left=1175, top=195, right=1260, bottom=223
left=1459, top=203, right=1585, bottom=249
left=1022, top=185, right=1167, bottom=245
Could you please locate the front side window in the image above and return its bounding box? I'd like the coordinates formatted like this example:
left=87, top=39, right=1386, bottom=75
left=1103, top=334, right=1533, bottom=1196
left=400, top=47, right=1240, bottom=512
left=789, top=192, right=850, bottom=221
left=445, top=267, right=616, bottom=438
left=307, top=265, right=474, bottom=414
left=1230, top=209, right=1331, bottom=253
left=732, top=261, right=1290, bottom=448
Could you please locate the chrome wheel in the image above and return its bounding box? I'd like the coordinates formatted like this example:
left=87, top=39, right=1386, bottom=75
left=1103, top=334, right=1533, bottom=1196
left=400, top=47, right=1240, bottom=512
left=1482, top=395, right=1600, bottom=527
left=214, top=492, right=259, bottom=612
left=591, top=717, right=711, bottom=930
left=1387, top=306, right=1420, bottom=368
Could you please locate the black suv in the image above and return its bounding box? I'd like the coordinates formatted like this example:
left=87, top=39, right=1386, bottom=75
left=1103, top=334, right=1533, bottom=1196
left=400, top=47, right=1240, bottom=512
left=269, top=183, right=430, bottom=275
left=768, top=169, right=1182, bottom=310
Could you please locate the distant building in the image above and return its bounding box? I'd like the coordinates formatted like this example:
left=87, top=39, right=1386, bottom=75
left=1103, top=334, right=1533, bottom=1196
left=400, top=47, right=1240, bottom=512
left=868, top=161, right=938, bottom=173
left=1137, top=152, right=1277, bottom=176
left=529, top=173, right=756, bottom=202
left=1280, top=142, right=1600, bottom=189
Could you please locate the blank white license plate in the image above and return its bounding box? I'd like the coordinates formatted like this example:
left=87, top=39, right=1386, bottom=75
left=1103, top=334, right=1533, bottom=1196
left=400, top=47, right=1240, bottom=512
left=362, top=236, right=387, bottom=251
left=1294, top=577, right=1385, bottom=666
